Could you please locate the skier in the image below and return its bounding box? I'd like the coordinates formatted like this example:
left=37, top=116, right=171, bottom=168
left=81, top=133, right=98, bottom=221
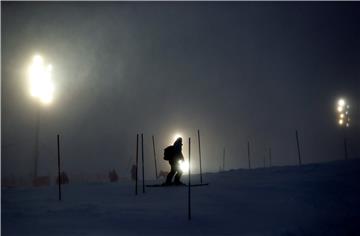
left=163, top=137, right=185, bottom=185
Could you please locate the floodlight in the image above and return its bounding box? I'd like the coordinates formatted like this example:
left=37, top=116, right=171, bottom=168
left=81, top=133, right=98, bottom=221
left=336, top=97, right=351, bottom=128
left=338, top=99, right=345, bottom=107
left=335, top=97, right=352, bottom=160
left=28, top=55, right=54, bottom=105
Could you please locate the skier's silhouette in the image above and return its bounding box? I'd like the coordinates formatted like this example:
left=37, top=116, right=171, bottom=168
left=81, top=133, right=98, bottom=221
left=164, top=137, right=185, bottom=185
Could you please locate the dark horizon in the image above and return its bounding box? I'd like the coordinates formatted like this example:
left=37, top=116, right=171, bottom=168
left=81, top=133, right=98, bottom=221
left=2, top=2, right=360, bottom=180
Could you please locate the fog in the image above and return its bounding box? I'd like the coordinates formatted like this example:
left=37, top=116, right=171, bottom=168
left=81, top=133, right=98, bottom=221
left=2, top=2, right=360, bottom=180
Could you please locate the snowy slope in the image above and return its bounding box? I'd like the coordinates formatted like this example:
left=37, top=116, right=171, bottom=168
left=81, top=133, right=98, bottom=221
left=2, top=159, right=360, bottom=236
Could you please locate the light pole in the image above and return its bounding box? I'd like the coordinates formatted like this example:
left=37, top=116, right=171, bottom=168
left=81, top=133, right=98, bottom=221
left=336, top=98, right=350, bottom=160
left=27, top=54, right=54, bottom=179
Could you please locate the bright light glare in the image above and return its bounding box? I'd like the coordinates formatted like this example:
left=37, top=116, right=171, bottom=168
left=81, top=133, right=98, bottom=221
left=179, top=160, right=189, bottom=173
left=338, top=99, right=345, bottom=107
left=336, top=97, right=351, bottom=128
left=28, top=55, right=54, bottom=104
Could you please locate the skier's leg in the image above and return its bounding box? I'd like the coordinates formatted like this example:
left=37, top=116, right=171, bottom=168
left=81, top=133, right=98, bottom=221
left=165, top=165, right=176, bottom=184
left=174, top=164, right=183, bottom=184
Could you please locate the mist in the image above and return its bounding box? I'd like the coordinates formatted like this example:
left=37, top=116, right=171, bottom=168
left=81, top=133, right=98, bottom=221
left=2, top=2, right=360, bottom=181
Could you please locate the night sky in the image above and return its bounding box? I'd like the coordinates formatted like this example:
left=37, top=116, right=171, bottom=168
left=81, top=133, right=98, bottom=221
left=2, top=2, right=360, bottom=179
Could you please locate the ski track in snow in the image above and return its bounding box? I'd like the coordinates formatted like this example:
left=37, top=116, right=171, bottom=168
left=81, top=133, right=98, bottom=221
left=2, top=159, right=360, bottom=235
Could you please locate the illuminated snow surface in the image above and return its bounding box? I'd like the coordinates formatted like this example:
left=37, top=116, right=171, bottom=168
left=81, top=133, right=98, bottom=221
left=3, top=159, right=360, bottom=235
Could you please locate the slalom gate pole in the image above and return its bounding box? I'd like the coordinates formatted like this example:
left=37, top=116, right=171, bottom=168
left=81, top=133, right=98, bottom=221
left=343, top=128, right=348, bottom=160
left=57, top=134, right=62, bottom=201
left=141, top=133, right=145, bottom=194
left=295, top=130, right=302, bottom=166
left=269, top=147, right=272, bottom=167
left=264, top=149, right=266, bottom=168
left=188, top=137, right=191, bottom=221
left=135, top=134, right=139, bottom=196
left=197, top=130, right=203, bottom=184
left=248, top=141, right=251, bottom=169
left=152, top=135, right=158, bottom=179
left=223, top=148, right=225, bottom=171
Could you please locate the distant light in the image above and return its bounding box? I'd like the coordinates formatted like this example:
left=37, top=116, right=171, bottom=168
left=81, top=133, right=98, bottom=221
left=179, top=160, right=189, bottom=173
left=28, top=54, right=54, bottom=105
left=338, top=99, right=345, bottom=107
left=336, top=97, right=351, bottom=128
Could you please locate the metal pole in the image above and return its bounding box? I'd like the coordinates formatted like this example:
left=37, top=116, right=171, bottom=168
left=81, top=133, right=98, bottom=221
left=135, top=134, right=138, bottom=195
left=34, top=106, right=40, bottom=179
left=295, top=130, right=302, bottom=166
left=263, top=149, right=266, bottom=168
left=57, top=134, right=61, bottom=201
left=141, top=133, right=145, bottom=194
left=188, top=137, right=191, bottom=221
left=248, top=141, right=251, bottom=169
left=344, top=137, right=348, bottom=160
left=222, top=148, right=225, bottom=171
left=269, top=148, right=272, bottom=167
left=197, top=130, right=203, bottom=184
left=344, top=129, right=348, bottom=160
left=152, top=135, right=158, bottom=179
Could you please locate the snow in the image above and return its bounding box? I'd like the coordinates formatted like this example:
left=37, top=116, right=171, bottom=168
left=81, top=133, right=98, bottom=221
left=2, top=159, right=360, bottom=235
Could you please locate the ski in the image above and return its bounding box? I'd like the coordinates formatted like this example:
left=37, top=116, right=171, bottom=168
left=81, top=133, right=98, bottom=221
left=189, top=183, right=209, bottom=187
left=146, top=183, right=209, bottom=187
